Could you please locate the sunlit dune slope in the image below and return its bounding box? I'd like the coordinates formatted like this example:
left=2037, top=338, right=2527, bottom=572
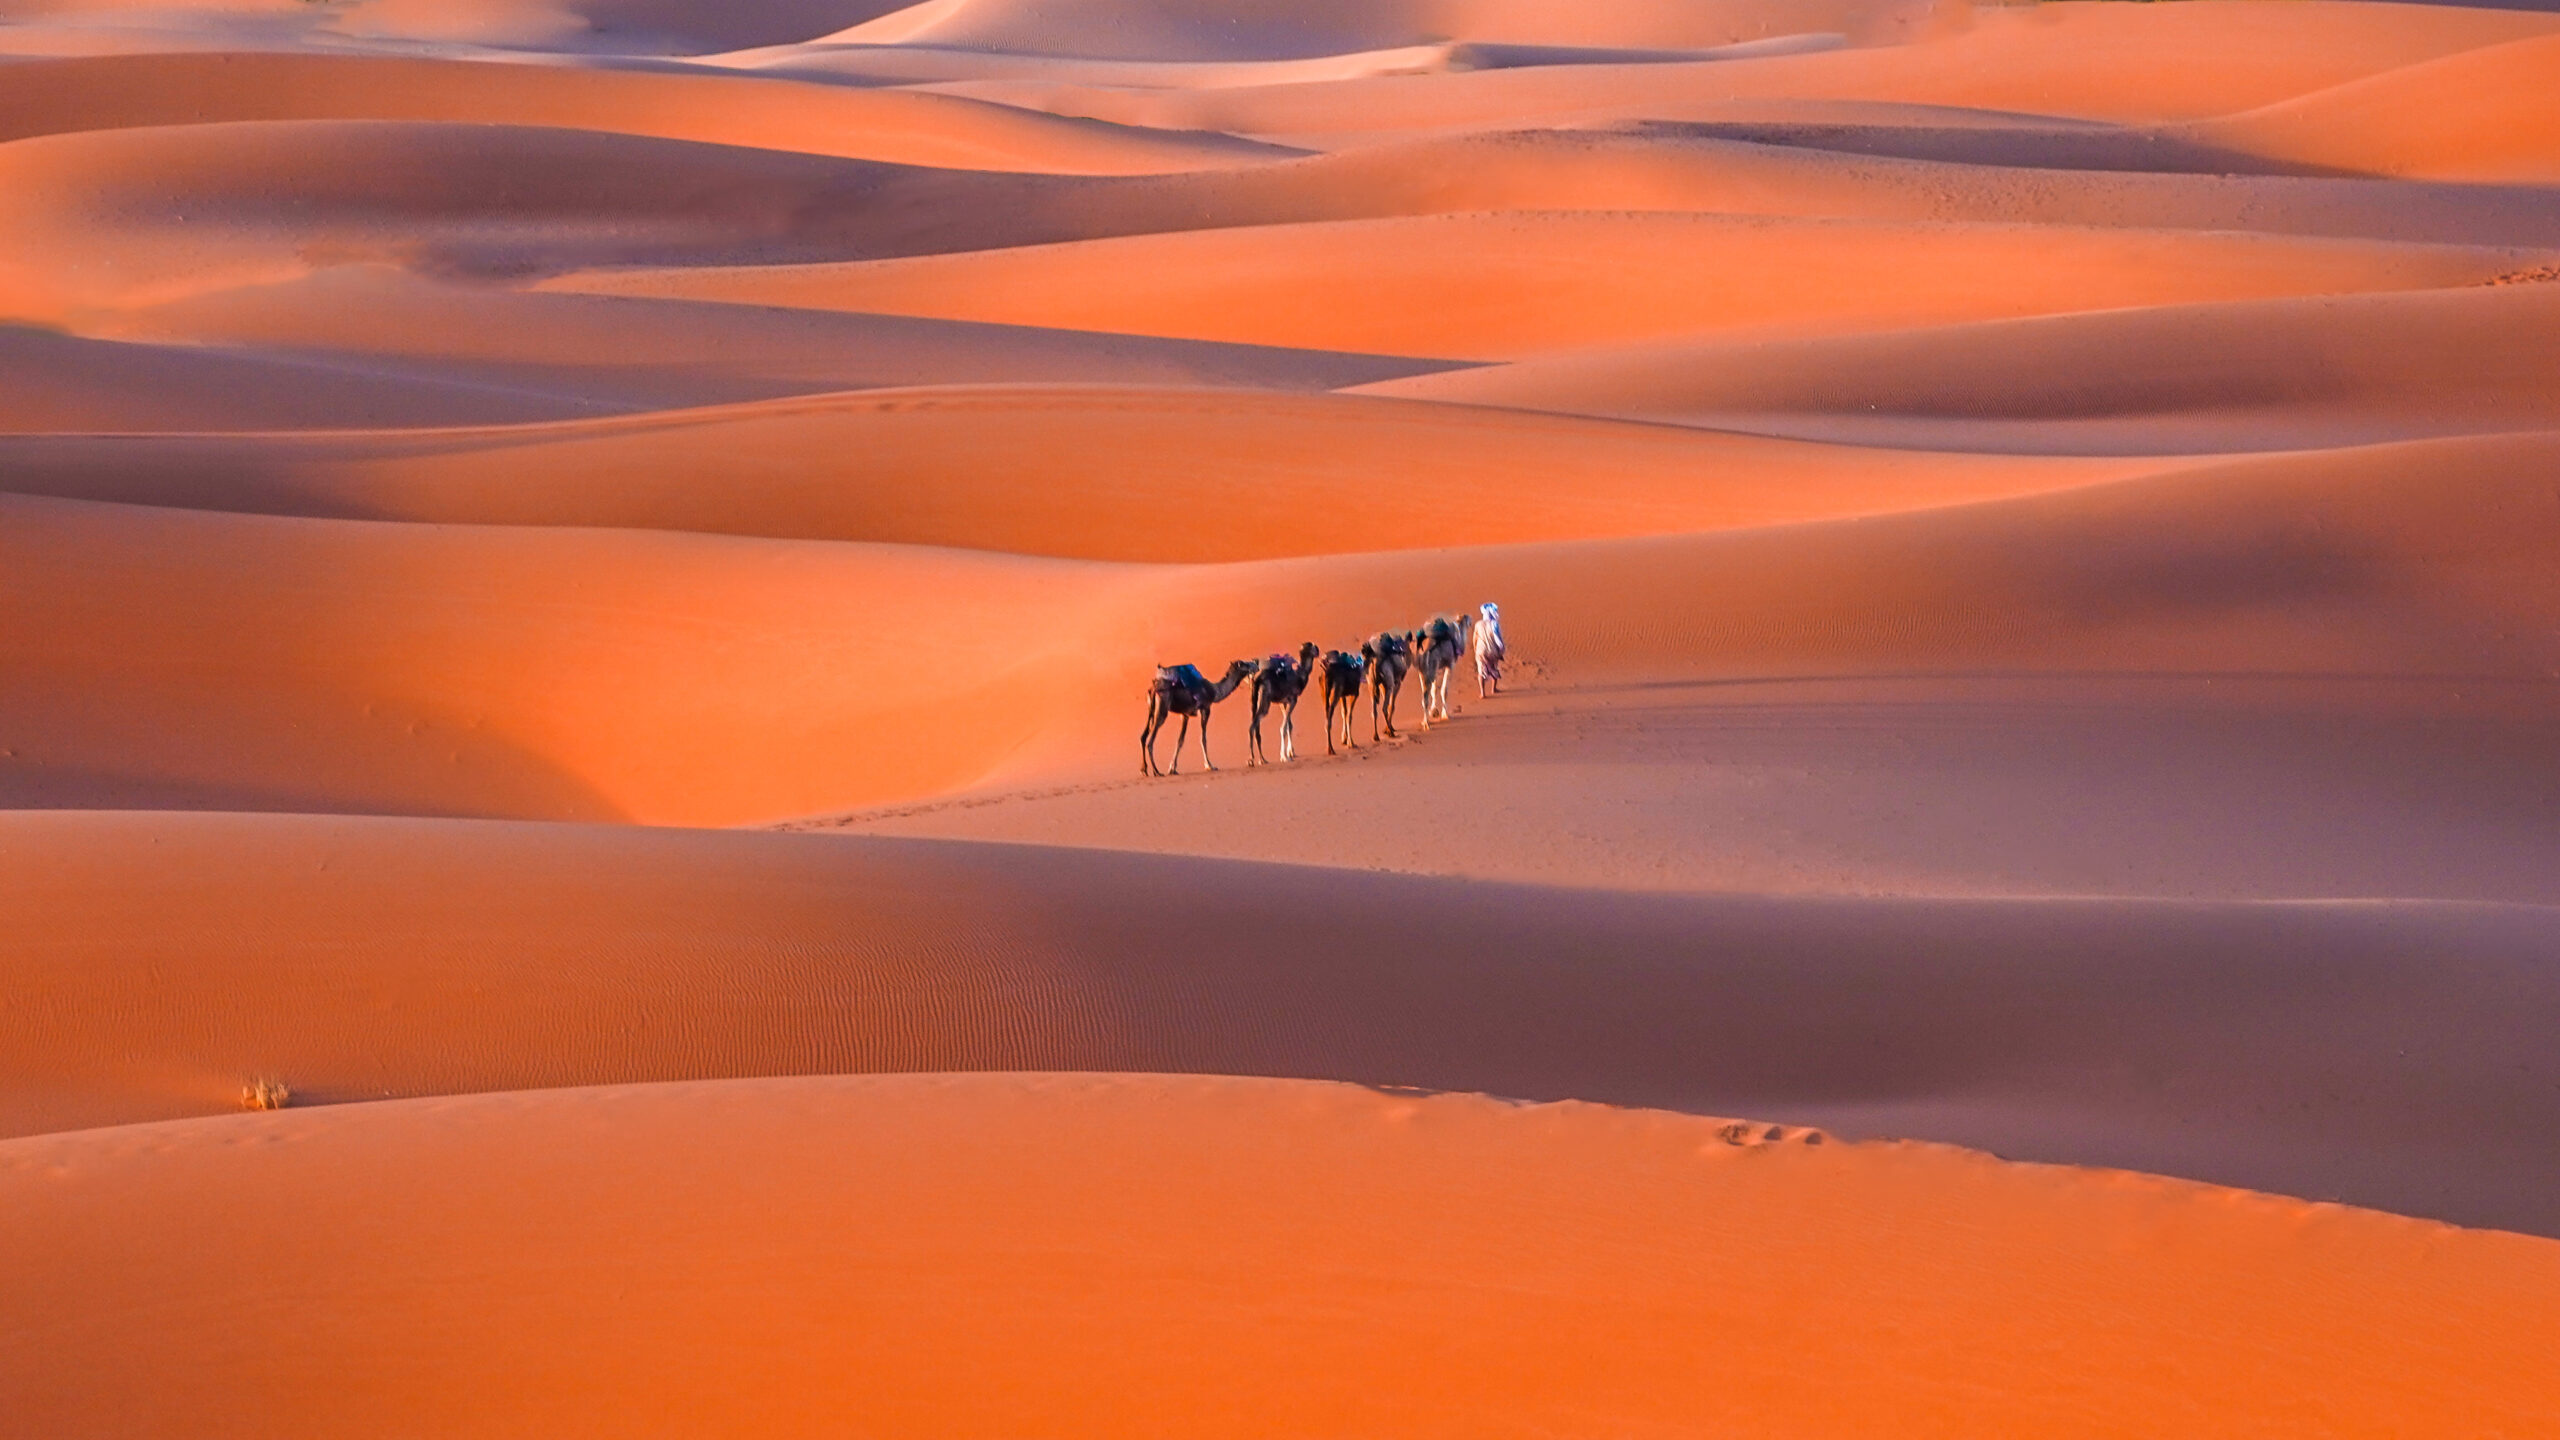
left=0, top=490, right=1142, bottom=821
left=710, top=34, right=1850, bottom=90
left=17, top=120, right=2560, bottom=337
left=4, top=432, right=2554, bottom=823
left=16, top=120, right=2560, bottom=346
left=0, top=0, right=919, bottom=53
left=0, top=52, right=1292, bottom=171
left=1012, top=1, right=2560, bottom=136
left=7, top=1074, right=2558, bottom=1438
left=80, top=267, right=1446, bottom=417
left=0, top=120, right=997, bottom=322
left=325, top=0, right=920, bottom=51
left=2185, top=33, right=2560, bottom=184
left=1367, top=282, right=2560, bottom=452
left=0, top=387, right=2155, bottom=555
left=549, top=213, right=2541, bottom=359
left=816, top=0, right=1944, bottom=60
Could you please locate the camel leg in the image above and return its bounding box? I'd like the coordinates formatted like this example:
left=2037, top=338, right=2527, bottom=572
left=1281, top=701, right=1296, bottom=762
left=1141, top=697, right=1164, bottom=776
left=1199, top=709, right=1217, bottom=771
left=1167, top=712, right=1190, bottom=775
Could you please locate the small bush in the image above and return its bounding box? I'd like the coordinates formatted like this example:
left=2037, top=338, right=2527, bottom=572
left=240, top=1078, right=292, bottom=1111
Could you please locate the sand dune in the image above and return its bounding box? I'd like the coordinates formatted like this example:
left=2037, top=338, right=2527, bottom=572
left=0, top=386, right=2154, bottom=556
left=0, top=489, right=1138, bottom=821
left=551, top=212, right=2544, bottom=359
left=1, top=282, right=1439, bottom=433
left=0, top=321, right=640, bottom=431
left=1004, top=1, right=2560, bottom=137
left=7, top=811, right=2560, bottom=1233
left=710, top=35, right=1845, bottom=90
left=9, top=0, right=2557, bottom=1423
left=93, top=267, right=1446, bottom=411
left=2187, top=32, right=2560, bottom=184
left=816, top=0, right=1935, bottom=61
left=0, top=0, right=920, bottom=53
left=0, top=52, right=1293, bottom=171
left=21, top=118, right=2555, bottom=339
left=848, top=671, right=2560, bottom=906
left=21, top=119, right=2555, bottom=352
left=0, top=120, right=970, bottom=322
left=12, top=1074, right=2556, bottom=1437
left=1368, top=282, right=2560, bottom=452
left=5, top=431, right=2554, bottom=823
left=324, top=0, right=919, bottom=52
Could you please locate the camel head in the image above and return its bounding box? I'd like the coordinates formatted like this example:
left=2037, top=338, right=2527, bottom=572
left=1208, top=657, right=1256, bottom=700
left=1296, top=641, right=1320, bottom=668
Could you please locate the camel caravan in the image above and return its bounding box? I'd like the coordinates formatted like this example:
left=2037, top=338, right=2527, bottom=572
left=1142, top=603, right=1506, bottom=777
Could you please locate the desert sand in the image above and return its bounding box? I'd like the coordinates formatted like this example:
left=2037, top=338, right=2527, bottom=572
left=4, top=0, right=2559, bottom=1432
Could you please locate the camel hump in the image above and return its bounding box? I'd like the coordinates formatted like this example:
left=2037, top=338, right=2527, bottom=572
left=1159, top=663, right=1207, bottom=688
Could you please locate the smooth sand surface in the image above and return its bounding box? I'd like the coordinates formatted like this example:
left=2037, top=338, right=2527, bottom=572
left=7, top=430, right=2552, bottom=822
left=1363, top=280, right=2560, bottom=450
left=0, top=52, right=1296, bottom=170
left=11, top=1074, right=2558, bottom=1438
left=0, top=387, right=2162, bottom=554
left=8, top=809, right=2559, bottom=1233
left=8, top=0, right=2560, bottom=1428
left=550, top=212, right=2546, bottom=358
left=1005, top=1, right=2560, bottom=135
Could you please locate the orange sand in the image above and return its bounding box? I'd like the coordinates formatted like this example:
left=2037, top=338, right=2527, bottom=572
left=8, top=1074, right=2558, bottom=1439
left=5, top=0, right=2559, bottom=1430
left=8, top=808, right=2559, bottom=1234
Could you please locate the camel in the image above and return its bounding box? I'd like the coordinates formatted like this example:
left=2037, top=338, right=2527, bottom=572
left=1246, top=642, right=1321, bottom=765
left=1360, top=630, right=1415, bottom=742
left=1473, top=601, right=1506, bottom=697
left=1142, top=658, right=1254, bottom=776
left=1316, top=648, right=1366, bottom=755
left=1412, top=613, right=1466, bottom=725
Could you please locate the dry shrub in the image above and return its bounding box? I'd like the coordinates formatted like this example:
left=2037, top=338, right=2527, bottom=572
left=240, top=1078, right=292, bottom=1111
